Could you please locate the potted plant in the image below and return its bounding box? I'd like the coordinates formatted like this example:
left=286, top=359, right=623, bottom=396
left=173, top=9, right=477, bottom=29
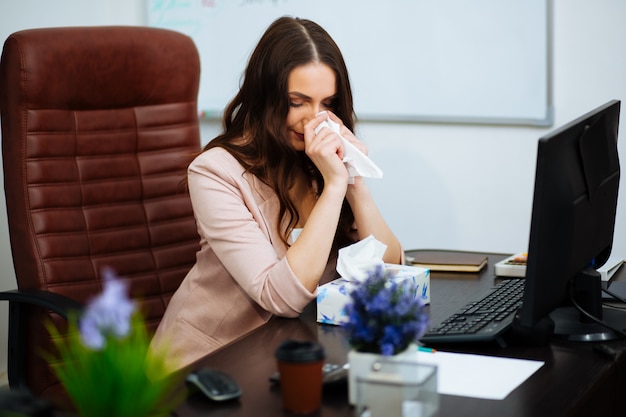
left=341, top=264, right=429, bottom=404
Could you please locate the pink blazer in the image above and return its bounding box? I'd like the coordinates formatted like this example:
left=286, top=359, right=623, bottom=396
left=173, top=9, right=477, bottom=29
left=150, top=147, right=338, bottom=372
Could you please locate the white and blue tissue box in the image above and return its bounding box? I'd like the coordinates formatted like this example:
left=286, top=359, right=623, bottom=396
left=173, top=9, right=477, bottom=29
left=316, top=264, right=430, bottom=325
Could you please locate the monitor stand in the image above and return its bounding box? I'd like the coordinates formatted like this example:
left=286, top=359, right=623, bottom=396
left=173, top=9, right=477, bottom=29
left=550, top=269, right=626, bottom=342
left=550, top=306, right=626, bottom=342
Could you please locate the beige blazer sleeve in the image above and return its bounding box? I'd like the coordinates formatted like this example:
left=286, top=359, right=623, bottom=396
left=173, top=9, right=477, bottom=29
left=188, top=147, right=318, bottom=313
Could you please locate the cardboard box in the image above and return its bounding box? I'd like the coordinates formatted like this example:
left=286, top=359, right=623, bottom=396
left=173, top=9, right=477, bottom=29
left=316, top=264, right=430, bottom=325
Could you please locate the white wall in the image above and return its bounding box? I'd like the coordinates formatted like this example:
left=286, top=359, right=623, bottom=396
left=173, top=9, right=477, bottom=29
left=1, top=0, right=625, bottom=380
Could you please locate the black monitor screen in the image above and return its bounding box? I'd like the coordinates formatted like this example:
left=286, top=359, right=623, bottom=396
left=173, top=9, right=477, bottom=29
left=516, top=99, right=622, bottom=342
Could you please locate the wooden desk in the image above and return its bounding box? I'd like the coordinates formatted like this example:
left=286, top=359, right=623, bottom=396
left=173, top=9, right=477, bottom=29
left=175, top=251, right=626, bottom=417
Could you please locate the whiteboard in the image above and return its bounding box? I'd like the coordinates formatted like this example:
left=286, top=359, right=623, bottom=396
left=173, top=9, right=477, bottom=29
left=147, top=0, right=552, bottom=126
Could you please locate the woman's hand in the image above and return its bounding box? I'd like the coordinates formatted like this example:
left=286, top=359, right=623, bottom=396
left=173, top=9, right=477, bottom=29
left=303, top=112, right=349, bottom=192
left=325, top=112, right=369, bottom=157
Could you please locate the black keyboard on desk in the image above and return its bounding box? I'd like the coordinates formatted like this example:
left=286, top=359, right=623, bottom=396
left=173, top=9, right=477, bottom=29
left=421, top=278, right=525, bottom=345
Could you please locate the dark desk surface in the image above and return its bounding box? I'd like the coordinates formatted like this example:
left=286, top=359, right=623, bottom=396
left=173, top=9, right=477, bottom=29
left=176, top=251, right=626, bottom=417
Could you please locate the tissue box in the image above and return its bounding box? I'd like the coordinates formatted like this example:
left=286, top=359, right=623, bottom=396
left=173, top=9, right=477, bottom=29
left=316, top=264, right=430, bottom=325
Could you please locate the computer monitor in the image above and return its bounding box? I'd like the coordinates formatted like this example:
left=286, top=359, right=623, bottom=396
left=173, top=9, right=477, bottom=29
left=515, top=99, right=623, bottom=342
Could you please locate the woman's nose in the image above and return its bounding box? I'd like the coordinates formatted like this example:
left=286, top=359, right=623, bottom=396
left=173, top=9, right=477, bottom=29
left=309, top=103, right=326, bottom=121
left=302, top=105, right=322, bottom=126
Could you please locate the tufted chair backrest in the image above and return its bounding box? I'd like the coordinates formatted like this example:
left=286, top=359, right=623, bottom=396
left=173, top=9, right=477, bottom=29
left=0, top=26, right=201, bottom=401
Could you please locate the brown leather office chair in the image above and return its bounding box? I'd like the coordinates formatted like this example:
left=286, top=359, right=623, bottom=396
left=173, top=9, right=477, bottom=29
left=0, top=26, right=201, bottom=402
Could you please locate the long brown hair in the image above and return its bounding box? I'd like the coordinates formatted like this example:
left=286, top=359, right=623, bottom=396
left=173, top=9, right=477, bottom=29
left=204, top=16, right=356, bottom=249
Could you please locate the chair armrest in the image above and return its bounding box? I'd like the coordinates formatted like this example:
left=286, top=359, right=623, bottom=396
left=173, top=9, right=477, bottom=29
left=0, top=289, right=83, bottom=391
left=0, top=289, right=83, bottom=318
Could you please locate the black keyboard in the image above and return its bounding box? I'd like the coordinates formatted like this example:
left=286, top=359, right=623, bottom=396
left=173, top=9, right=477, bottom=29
left=420, top=279, right=525, bottom=345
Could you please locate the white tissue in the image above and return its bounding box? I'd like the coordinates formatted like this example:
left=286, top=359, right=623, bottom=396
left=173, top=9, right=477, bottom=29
left=336, top=235, right=387, bottom=282
left=314, top=115, right=383, bottom=183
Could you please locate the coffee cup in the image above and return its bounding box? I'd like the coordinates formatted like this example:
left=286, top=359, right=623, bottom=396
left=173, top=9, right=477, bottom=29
left=274, top=339, right=325, bottom=414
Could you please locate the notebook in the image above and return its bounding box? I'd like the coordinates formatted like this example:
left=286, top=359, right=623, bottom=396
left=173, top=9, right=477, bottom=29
left=406, top=250, right=488, bottom=273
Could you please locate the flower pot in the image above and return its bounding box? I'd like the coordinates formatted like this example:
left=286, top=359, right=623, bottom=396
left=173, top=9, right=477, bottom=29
left=353, top=358, right=439, bottom=417
left=347, top=343, right=417, bottom=405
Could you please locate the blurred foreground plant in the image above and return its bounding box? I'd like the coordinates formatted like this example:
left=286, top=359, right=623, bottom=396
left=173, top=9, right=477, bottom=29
left=45, top=268, right=182, bottom=417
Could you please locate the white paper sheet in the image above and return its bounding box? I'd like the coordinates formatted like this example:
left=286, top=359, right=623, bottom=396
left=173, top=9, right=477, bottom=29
left=414, top=350, right=544, bottom=400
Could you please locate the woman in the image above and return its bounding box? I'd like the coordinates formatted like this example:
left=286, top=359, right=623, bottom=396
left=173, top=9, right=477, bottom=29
left=150, top=16, right=402, bottom=371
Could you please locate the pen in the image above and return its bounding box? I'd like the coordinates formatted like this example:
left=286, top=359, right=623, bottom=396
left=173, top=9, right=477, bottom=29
left=417, top=346, right=437, bottom=353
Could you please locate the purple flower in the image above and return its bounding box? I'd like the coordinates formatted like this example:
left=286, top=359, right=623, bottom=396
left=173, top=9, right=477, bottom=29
left=342, top=265, right=429, bottom=355
left=79, top=267, right=136, bottom=350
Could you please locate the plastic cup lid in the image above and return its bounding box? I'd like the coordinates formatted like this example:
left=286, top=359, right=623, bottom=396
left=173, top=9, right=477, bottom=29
left=275, top=339, right=325, bottom=363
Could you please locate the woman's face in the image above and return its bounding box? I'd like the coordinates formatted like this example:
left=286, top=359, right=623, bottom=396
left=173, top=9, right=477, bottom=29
left=286, top=62, right=337, bottom=152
